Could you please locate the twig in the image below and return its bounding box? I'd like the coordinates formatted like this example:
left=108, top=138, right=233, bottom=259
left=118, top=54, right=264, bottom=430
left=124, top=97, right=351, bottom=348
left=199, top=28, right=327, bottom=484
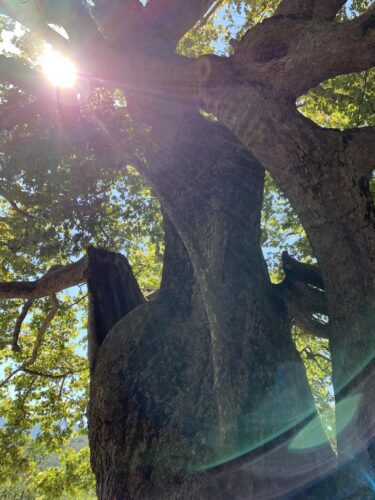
left=66, top=293, right=88, bottom=309
left=25, top=294, right=59, bottom=366
left=197, top=0, right=224, bottom=28
left=0, top=366, right=22, bottom=388
left=58, top=375, right=67, bottom=399
left=22, top=367, right=73, bottom=379
left=18, top=377, right=37, bottom=418
left=12, top=299, right=34, bottom=352
left=300, top=346, right=331, bottom=371
left=7, top=199, right=34, bottom=220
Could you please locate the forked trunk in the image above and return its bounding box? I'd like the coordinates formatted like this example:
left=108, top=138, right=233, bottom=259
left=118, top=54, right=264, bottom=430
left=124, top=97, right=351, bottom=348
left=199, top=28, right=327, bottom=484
left=87, top=113, right=335, bottom=498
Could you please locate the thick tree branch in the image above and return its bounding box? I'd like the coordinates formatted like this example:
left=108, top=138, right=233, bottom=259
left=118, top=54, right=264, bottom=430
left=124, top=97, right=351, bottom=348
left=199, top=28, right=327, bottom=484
left=0, top=19, right=226, bottom=107
left=279, top=6, right=375, bottom=97
left=234, top=6, right=374, bottom=100
left=38, top=0, right=105, bottom=47
left=0, top=2, right=69, bottom=52
left=0, top=55, right=48, bottom=95
left=0, top=257, right=87, bottom=300
left=282, top=251, right=324, bottom=290
left=276, top=0, right=346, bottom=20
left=284, top=281, right=328, bottom=316
left=275, top=252, right=329, bottom=338
left=144, top=0, right=215, bottom=49
left=280, top=281, right=330, bottom=338
left=92, top=0, right=145, bottom=45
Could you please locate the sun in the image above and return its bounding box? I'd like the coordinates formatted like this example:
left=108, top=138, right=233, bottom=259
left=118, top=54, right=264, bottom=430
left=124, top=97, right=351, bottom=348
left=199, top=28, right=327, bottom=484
left=40, top=46, right=77, bottom=88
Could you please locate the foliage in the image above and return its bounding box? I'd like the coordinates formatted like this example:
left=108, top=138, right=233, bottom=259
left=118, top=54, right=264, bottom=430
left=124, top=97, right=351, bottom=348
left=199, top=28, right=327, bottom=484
left=0, top=1, right=372, bottom=496
left=0, top=21, right=163, bottom=497
left=0, top=434, right=96, bottom=499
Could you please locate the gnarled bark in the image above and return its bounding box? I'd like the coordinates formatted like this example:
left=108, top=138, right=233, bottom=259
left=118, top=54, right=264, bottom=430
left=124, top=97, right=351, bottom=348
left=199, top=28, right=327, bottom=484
left=88, top=116, right=335, bottom=498
left=198, top=7, right=375, bottom=494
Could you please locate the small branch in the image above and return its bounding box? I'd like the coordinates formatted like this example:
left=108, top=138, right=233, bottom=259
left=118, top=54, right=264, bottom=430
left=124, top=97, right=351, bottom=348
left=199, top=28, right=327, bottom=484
left=195, top=0, right=224, bottom=28
left=1, top=365, right=82, bottom=386
left=17, top=377, right=37, bottom=419
left=58, top=375, right=66, bottom=399
left=0, top=295, right=80, bottom=387
left=22, top=367, right=73, bottom=380
left=66, top=293, right=88, bottom=309
left=144, top=289, right=159, bottom=301
left=25, top=294, right=59, bottom=367
left=299, top=346, right=331, bottom=371
left=314, top=351, right=331, bottom=363
left=12, top=299, right=34, bottom=352
left=0, top=366, right=23, bottom=388
left=7, top=199, right=34, bottom=221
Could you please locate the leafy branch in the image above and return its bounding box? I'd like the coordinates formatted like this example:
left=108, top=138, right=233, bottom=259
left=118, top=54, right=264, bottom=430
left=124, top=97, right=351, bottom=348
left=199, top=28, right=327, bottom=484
left=11, top=299, right=34, bottom=352
left=0, top=294, right=62, bottom=387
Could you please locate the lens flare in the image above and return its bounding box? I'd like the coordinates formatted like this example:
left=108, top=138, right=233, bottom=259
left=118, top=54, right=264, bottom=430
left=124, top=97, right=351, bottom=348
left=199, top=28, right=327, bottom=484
left=40, top=46, right=76, bottom=88
left=362, top=469, right=375, bottom=491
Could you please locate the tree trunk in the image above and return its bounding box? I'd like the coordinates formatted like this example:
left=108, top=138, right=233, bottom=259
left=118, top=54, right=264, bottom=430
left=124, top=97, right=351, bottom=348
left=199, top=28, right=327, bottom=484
left=87, top=110, right=335, bottom=498
left=206, top=85, right=375, bottom=496
left=1, top=1, right=373, bottom=497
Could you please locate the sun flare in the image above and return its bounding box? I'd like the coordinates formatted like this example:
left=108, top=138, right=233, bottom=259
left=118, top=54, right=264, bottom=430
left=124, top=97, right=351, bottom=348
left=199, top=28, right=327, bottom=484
left=40, top=46, right=77, bottom=88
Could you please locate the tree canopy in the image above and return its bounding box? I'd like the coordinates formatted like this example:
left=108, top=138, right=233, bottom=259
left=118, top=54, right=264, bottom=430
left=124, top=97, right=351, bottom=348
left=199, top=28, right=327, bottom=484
left=0, top=1, right=374, bottom=498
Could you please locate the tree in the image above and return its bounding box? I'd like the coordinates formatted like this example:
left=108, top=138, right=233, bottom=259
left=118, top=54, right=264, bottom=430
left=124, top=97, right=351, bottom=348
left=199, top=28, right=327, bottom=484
left=0, top=1, right=374, bottom=498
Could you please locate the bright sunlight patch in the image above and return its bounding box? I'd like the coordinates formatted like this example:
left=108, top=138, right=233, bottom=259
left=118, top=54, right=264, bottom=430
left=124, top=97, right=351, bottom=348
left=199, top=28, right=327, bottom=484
left=40, top=45, right=76, bottom=88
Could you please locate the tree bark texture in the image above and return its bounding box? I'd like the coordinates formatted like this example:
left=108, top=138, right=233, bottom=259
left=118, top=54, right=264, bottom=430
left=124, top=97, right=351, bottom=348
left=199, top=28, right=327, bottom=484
left=199, top=14, right=375, bottom=491
left=88, top=112, right=335, bottom=498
